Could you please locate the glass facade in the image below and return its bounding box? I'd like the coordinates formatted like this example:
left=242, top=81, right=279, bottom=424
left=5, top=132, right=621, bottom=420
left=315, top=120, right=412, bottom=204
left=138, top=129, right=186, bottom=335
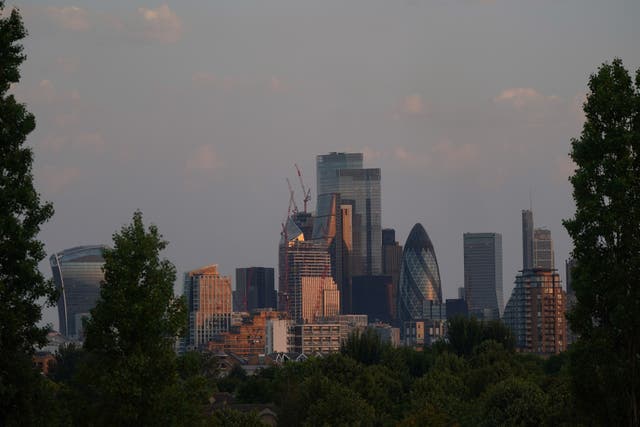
left=398, top=224, right=443, bottom=322
left=463, top=232, right=503, bottom=319
left=316, top=153, right=381, bottom=276
left=522, top=210, right=534, bottom=270
left=234, top=267, right=277, bottom=312
left=50, top=245, right=106, bottom=338
left=533, top=228, right=554, bottom=269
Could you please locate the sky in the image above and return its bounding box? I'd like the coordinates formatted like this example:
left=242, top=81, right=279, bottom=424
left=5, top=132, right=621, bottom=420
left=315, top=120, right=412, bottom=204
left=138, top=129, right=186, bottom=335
left=10, top=1, right=639, bottom=330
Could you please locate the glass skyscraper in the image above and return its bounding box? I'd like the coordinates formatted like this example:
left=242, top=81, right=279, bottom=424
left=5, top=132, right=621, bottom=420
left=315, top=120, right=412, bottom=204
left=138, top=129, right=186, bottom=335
left=50, top=245, right=106, bottom=338
left=463, top=233, right=503, bottom=320
left=316, top=152, right=381, bottom=276
left=522, top=210, right=534, bottom=270
left=533, top=228, right=554, bottom=269
left=398, top=223, right=443, bottom=322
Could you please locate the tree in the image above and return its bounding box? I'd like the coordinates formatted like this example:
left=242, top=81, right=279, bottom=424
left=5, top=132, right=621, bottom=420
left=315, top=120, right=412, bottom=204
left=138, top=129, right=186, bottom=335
left=564, top=58, right=640, bottom=425
left=76, top=211, right=195, bottom=425
left=0, top=2, right=57, bottom=424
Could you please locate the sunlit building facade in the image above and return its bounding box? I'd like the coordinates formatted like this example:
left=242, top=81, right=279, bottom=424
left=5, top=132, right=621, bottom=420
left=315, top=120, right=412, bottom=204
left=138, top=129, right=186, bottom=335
left=50, top=245, right=106, bottom=339
left=503, top=269, right=567, bottom=355
left=398, top=223, right=443, bottom=323
left=316, top=152, right=381, bottom=276
left=533, top=228, right=555, bottom=269
left=184, top=264, right=232, bottom=351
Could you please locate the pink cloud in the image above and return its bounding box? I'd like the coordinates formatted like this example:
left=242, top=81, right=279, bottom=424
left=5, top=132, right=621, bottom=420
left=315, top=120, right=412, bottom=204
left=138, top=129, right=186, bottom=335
left=45, top=6, right=90, bottom=31
left=136, top=4, right=183, bottom=43
left=186, top=145, right=222, bottom=173
left=402, top=93, right=426, bottom=115
left=40, top=166, right=81, bottom=193
left=494, top=87, right=560, bottom=109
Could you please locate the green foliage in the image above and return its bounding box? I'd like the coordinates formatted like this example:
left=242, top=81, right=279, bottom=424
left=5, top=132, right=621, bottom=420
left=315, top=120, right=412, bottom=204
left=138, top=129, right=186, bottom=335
left=0, top=2, right=57, bottom=424
left=564, top=58, right=640, bottom=425
left=341, top=327, right=389, bottom=365
left=481, top=378, right=549, bottom=427
left=74, top=211, right=201, bottom=426
left=49, top=343, right=85, bottom=384
left=210, top=408, right=265, bottom=426
left=446, top=316, right=515, bottom=357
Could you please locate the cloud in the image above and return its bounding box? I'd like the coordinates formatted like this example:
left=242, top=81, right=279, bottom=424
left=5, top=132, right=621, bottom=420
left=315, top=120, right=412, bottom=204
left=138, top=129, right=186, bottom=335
left=135, top=4, right=183, bottom=43
left=402, top=93, right=426, bottom=115
left=40, top=166, right=81, bottom=193
left=192, top=71, right=217, bottom=86
left=494, top=87, right=560, bottom=109
left=45, top=6, right=90, bottom=31
left=186, top=145, right=221, bottom=173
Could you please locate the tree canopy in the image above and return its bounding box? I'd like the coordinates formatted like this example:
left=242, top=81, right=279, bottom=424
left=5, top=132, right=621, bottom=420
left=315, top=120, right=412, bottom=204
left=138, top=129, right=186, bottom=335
left=0, top=2, right=56, bottom=424
left=564, top=58, right=640, bottom=425
left=77, top=211, right=198, bottom=425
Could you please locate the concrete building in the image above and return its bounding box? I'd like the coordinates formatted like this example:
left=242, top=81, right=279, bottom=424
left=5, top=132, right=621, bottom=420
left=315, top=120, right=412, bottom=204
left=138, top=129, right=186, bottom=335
left=300, top=276, right=340, bottom=323
left=184, top=264, right=232, bottom=351
left=266, top=318, right=291, bottom=354
left=503, top=269, right=567, bottom=355
left=463, top=232, right=503, bottom=320
left=206, top=310, right=284, bottom=357
left=50, top=245, right=107, bottom=339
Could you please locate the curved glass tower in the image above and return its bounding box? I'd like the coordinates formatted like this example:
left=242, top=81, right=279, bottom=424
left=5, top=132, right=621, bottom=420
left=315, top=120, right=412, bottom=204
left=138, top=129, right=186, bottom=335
left=398, top=223, right=442, bottom=322
left=50, top=245, right=106, bottom=338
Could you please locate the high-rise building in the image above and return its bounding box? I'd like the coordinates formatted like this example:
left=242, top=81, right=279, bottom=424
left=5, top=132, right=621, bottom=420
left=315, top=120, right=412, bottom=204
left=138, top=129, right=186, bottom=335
left=278, top=218, right=335, bottom=322
left=398, top=223, right=443, bottom=323
left=300, top=276, right=340, bottom=323
left=463, top=232, right=503, bottom=320
left=533, top=228, right=555, bottom=269
left=382, top=228, right=402, bottom=321
left=316, top=152, right=381, bottom=276
left=184, top=264, right=232, bottom=351
left=312, top=193, right=353, bottom=313
left=50, top=245, right=107, bottom=339
left=351, top=275, right=394, bottom=323
left=234, top=267, right=277, bottom=312
left=503, top=269, right=567, bottom=355
left=522, top=210, right=534, bottom=270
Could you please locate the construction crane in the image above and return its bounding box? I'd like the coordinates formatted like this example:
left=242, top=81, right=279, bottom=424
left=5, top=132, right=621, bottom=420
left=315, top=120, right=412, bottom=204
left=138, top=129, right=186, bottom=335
left=286, top=178, right=299, bottom=215
left=295, top=163, right=312, bottom=213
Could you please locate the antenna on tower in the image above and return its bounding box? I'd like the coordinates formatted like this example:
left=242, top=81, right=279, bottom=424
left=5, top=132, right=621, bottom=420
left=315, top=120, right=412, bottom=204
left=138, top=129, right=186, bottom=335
left=529, top=188, right=533, bottom=211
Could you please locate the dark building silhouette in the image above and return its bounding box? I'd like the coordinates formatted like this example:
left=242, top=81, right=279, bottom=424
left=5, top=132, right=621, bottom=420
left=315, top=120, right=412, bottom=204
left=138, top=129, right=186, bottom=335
left=351, top=275, right=394, bottom=323
left=382, top=228, right=402, bottom=321
left=234, top=267, right=277, bottom=312
left=445, top=298, right=468, bottom=319
left=522, top=210, right=534, bottom=270
left=463, top=232, right=503, bottom=320
left=398, top=223, right=443, bottom=323
left=50, top=245, right=106, bottom=338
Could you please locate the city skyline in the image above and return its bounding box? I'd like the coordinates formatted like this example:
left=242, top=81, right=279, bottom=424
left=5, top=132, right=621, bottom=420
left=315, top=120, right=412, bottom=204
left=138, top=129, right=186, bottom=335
left=22, top=1, right=639, bottom=329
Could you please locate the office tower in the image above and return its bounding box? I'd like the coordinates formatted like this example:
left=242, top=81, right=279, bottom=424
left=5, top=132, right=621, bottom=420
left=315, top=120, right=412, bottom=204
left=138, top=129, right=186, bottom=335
left=463, top=233, right=504, bottom=320
left=522, top=210, right=534, bottom=270
left=398, top=223, right=443, bottom=323
left=300, top=276, right=340, bottom=323
left=382, top=228, right=402, bottom=321
left=279, top=218, right=335, bottom=322
left=234, top=267, right=277, bottom=312
left=50, top=245, right=107, bottom=338
left=206, top=310, right=283, bottom=357
left=316, top=152, right=382, bottom=276
left=351, top=275, right=394, bottom=323
left=533, top=228, right=555, bottom=269
left=312, top=193, right=352, bottom=313
left=184, top=265, right=232, bottom=350
left=503, top=269, right=567, bottom=355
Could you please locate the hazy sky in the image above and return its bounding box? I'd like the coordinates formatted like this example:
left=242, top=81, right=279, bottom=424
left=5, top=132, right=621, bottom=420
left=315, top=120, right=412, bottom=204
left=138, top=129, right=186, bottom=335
left=13, top=1, right=639, bottom=329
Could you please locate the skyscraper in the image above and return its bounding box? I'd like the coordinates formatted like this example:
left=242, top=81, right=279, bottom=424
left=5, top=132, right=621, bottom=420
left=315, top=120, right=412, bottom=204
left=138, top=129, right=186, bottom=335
left=50, top=245, right=106, bottom=338
left=463, top=233, right=503, bottom=320
left=184, top=264, right=232, bottom=351
left=234, top=267, right=277, bottom=312
left=533, top=228, right=555, bottom=269
left=398, top=223, right=443, bottom=322
left=522, top=210, right=534, bottom=270
left=503, top=269, right=567, bottom=355
left=312, top=193, right=352, bottom=313
left=382, top=228, right=402, bottom=321
left=279, top=216, right=335, bottom=322
left=316, top=152, right=381, bottom=276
